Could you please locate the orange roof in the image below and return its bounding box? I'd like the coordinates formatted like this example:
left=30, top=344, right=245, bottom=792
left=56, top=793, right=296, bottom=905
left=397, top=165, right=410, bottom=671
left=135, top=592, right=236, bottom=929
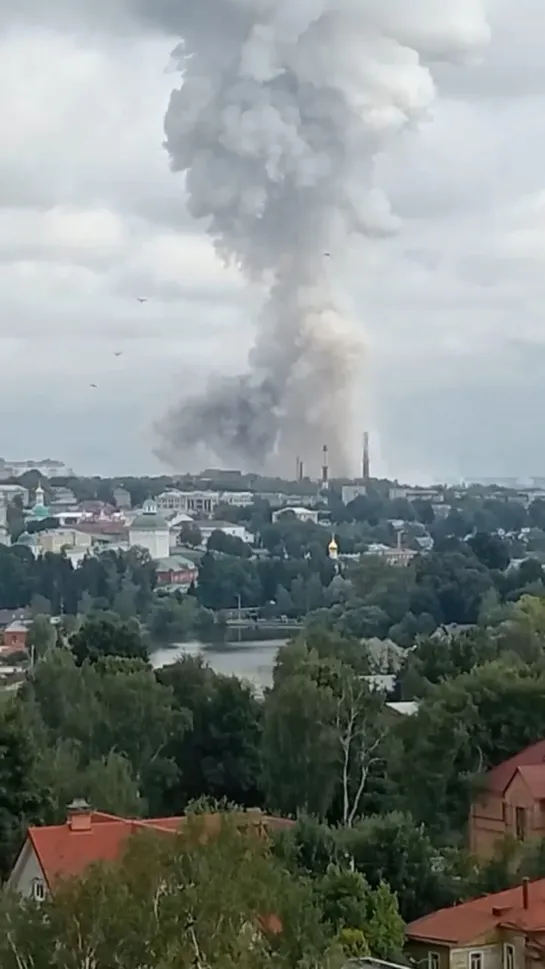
left=24, top=810, right=293, bottom=889
left=511, top=765, right=545, bottom=800
left=484, top=740, right=545, bottom=795
left=407, top=880, right=545, bottom=945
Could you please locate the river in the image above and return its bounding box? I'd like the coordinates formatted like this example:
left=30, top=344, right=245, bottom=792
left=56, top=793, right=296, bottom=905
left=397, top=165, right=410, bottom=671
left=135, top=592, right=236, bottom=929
left=150, top=638, right=288, bottom=692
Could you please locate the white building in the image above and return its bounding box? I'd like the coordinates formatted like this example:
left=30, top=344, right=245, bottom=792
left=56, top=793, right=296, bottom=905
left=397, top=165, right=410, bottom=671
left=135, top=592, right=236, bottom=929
left=156, top=490, right=220, bottom=515
left=194, top=521, right=255, bottom=545
left=0, top=458, right=73, bottom=480
left=0, top=484, right=29, bottom=505
left=50, top=487, right=77, bottom=509
left=113, top=487, right=132, bottom=510
left=0, top=495, right=10, bottom=546
left=272, top=506, right=319, bottom=524
left=54, top=510, right=85, bottom=526
left=128, top=499, right=170, bottom=560
left=364, top=543, right=417, bottom=566
left=219, top=491, right=255, bottom=508
left=388, top=486, right=444, bottom=503
left=341, top=484, right=367, bottom=505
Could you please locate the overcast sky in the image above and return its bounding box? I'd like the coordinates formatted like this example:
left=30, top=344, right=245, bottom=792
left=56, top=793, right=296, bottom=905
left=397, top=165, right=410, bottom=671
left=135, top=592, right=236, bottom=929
left=1, top=0, right=544, bottom=482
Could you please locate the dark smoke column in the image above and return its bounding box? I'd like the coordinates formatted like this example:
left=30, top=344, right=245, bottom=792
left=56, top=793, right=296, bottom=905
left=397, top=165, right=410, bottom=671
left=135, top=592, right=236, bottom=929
left=153, top=0, right=490, bottom=474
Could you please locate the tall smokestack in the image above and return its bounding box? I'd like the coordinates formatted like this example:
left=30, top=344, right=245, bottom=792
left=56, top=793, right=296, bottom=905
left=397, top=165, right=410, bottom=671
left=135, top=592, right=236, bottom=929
left=296, top=456, right=301, bottom=481
left=363, top=432, right=370, bottom=480
left=299, top=459, right=304, bottom=482
left=322, top=444, right=329, bottom=487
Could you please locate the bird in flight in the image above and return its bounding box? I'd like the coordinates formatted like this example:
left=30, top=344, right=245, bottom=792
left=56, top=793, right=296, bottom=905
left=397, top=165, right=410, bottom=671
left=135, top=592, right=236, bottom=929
left=324, top=252, right=331, bottom=257
left=136, top=297, right=148, bottom=303
left=113, top=351, right=123, bottom=357
left=90, top=383, right=98, bottom=388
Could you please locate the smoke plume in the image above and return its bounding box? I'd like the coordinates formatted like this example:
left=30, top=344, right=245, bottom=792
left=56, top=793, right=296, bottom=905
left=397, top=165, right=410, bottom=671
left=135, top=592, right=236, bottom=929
left=153, top=0, right=490, bottom=474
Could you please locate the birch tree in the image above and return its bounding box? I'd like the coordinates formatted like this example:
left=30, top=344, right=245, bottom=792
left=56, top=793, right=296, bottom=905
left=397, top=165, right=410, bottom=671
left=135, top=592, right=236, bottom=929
left=335, top=671, right=384, bottom=828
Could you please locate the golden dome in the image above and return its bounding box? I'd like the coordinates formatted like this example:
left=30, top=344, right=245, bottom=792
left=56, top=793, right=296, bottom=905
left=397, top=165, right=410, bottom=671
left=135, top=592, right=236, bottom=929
left=328, top=536, right=338, bottom=552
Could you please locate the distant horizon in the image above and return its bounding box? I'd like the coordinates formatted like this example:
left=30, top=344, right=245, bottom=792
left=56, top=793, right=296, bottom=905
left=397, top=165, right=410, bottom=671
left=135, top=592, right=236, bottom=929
left=4, top=459, right=545, bottom=493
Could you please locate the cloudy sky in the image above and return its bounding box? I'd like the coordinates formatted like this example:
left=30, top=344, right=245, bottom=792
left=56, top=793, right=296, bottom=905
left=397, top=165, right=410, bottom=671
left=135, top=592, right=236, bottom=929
left=1, top=0, right=544, bottom=482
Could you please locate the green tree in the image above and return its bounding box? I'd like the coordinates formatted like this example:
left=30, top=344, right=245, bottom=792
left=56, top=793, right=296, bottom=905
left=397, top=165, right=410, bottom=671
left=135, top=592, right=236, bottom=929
left=23, top=648, right=183, bottom=814
left=0, top=814, right=338, bottom=969
left=0, top=703, right=52, bottom=878
left=365, top=880, right=405, bottom=960
left=399, top=628, right=500, bottom=699
left=158, top=657, right=263, bottom=811
left=178, top=522, right=203, bottom=547
left=27, top=615, right=56, bottom=660
left=70, top=614, right=148, bottom=665
left=340, top=812, right=460, bottom=922
left=468, top=531, right=510, bottom=572
left=261, top=672, right=338, bottom=818
left=208, top=529, right=251, bottom=557
left=394, top=661, right=545, bottom=838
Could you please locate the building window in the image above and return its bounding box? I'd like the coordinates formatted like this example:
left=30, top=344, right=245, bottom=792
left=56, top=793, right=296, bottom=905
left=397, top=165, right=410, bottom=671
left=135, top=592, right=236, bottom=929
left=428, top=953, right=440, bottom=969
left=31, top=878, right=45, bottom=901
left=504, top=944, right=515, bottom=969
left=515, top=806, right=527, bottom=840
left=470, top=953, right=483, bottom=969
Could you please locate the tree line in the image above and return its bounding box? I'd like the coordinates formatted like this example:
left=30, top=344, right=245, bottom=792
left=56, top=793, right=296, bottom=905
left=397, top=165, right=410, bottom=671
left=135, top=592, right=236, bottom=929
left=6, top=608, right=545, bottom=923
left=0, top=812, right=404, bottom=968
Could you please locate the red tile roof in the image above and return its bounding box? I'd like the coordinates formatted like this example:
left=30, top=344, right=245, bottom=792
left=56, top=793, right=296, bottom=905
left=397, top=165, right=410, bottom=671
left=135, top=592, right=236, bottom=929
left=406, top=880, right=545, bottom=945
left=485, top=740, right=545, bottom=795
left=23, top=810, right=293, bottom=889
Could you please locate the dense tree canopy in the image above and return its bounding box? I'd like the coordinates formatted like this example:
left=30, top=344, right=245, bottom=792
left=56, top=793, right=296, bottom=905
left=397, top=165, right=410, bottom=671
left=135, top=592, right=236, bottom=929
left=6, top=473, right=545, bottom=940
left=0, top=815, right=345, bottom=969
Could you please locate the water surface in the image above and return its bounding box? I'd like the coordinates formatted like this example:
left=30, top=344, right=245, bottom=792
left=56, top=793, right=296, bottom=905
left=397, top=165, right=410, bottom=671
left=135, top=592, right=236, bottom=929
left=150, top=638, right=288, bottom=691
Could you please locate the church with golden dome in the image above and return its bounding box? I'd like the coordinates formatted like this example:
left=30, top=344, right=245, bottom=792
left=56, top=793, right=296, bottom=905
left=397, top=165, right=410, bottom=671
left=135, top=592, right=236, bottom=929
left=327, top=534, right=338, bottom=560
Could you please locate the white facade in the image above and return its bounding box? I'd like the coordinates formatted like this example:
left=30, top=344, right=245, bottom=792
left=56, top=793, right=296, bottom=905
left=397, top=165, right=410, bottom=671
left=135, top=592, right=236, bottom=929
left=129, top=525, right=169, bottom=559
left=36, top=528, right=93, bottom=555
left=272, top=506, right=319, bottom=524
left=0, top=459, right=73, bottom=480
left=0, top=484, right=29, bottom=505
left=156, top=490, right=220, bottom=515
left=219, top=491, right=255, bottom=508
left=364, top=543, right=416, bottom=566
left=113, top=487, right=132, bottom=510
left=0, top=495, right=10, bottom=545
left=341, top=484, right=367, bottom=505
left=129, top=499, right=170, bottom=560
left=195, top=521, right=255, bottom=545
left=7, top=840, right=47, bottom=901
left=388, top=486, right=444, bottom=503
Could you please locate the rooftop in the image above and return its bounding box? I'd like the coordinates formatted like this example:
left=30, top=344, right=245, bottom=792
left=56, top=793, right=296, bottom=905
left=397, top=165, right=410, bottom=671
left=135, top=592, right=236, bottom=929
left=386, top=701, right=419, bottom=716
left=406, top=879, right=545, bottom=945
left=483, top=739, right=545, bottom=796
left=5, top=621, right=28, bottom=633
left=130, top=499, right=168, bottom=531
left=13, top=808, right=294, bottom=890
left=155, top=555, right=198, bottom=572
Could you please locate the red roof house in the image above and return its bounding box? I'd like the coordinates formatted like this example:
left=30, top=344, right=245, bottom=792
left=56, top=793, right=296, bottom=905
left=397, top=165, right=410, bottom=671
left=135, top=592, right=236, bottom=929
left=406, top=878, right=545, bottom=969
left=7, top=801, right=294, bottom=901
left=469, top=740, right=545, bottom=860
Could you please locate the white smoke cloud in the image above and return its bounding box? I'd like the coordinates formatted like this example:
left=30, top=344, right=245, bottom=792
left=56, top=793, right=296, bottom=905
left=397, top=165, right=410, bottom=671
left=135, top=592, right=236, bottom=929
left=152, top=0, right=490, bottom=474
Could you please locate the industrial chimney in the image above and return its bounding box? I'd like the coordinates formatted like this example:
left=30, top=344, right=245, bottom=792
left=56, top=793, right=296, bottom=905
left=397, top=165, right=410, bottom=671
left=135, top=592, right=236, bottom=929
left=321, top=444, right=329, bottom=487
left=299, top=459, right=304, bottom=481
left=363, top=432, right=370, bottom=480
